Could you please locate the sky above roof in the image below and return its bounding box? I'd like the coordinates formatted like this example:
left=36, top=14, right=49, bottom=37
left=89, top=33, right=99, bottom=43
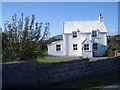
left=2, top=2, right=118, bottom=36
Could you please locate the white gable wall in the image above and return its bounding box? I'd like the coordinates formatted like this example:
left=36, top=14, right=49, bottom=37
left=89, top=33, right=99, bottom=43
left=92, top=32, right=107, bottom=56
left=63, top=33, right=92, bottom=57
left=48, top=40, right=65, bottom=56
left=64, top=34, right=80, bottom=56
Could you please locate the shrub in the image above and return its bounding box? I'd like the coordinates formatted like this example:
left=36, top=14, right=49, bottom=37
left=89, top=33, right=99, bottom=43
left=2, top=14, right=50, bottom=62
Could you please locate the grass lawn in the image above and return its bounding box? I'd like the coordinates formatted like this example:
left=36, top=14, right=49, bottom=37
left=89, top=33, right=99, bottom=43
left=36, top=56, right=83, bottom=63
left=35, top=50, right=83, bottom=63
left=36, top=57, right=68, bottom=63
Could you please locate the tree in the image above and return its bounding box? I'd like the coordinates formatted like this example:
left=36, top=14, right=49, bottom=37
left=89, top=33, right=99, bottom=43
left=108, top=35, right=120, bottom=52
left=2, top=13, right=50, bottom=62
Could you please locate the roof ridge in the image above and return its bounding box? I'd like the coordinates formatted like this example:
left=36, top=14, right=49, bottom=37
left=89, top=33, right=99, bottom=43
left=64, top=20, right=99, bottom=22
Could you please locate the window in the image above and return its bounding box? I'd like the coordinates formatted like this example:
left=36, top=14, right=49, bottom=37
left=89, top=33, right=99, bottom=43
left=93, top=43, right=97, bottom=50
left=72, top=31, right=77, bottom=38
left=84, top=44, right=89, bottom=50
left=73, top=44, right=77, bottom=50
left=92, top=31, right=97, bottom=37
left=56, top=44, right=61, bottom=51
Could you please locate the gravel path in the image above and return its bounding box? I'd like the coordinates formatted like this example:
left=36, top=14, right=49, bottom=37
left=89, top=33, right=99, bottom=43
left=46, top=56, right=111, bottom=61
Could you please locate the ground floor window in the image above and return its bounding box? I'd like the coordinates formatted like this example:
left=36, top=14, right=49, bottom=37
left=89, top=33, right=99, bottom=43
left=56, top=44, right=61, bottom=51
left=93, top=43, right=97, bottom=49
left=73, top=44, right=78, bottom=50
left=84, top=44, right=89, bottom=50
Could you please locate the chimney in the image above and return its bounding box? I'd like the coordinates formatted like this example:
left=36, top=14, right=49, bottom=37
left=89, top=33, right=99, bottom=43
left=98, top=14, right=103, bottom=22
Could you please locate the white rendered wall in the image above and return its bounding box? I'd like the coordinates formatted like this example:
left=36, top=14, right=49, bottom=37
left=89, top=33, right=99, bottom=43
left=82, top=51, right=93, bottom=58
left=64, top=34, right=81, bottom=56
left=48, top=40, right=65, bottom=56
left=92, top=32, right=107, bottom=56
left=64, top=33, right=92, bottom=57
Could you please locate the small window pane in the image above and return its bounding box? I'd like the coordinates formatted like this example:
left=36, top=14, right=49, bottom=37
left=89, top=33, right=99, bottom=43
left=84, top=44, right=89, bottom=50
left=56, top=44, right=61, bottom=51
left=92, top=31, right=97, bottom=37
left=93, top=43, right=97, bottom=49
left=73, top=44, right=77, bottom=50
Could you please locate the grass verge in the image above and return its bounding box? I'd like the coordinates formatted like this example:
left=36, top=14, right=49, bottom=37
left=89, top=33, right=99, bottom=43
left=36, top=57, right=68, bottom=63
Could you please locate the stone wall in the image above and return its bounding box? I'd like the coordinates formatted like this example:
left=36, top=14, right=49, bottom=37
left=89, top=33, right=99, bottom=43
left=2, top=56, right=120, bottom=88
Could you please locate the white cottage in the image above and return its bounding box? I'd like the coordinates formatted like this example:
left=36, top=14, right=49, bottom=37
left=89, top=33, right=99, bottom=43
left=48, top=14, right=107, bottom=58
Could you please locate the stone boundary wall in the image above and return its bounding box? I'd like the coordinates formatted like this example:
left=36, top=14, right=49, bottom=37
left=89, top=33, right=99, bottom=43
left=2, top=56, right=120, bottom=88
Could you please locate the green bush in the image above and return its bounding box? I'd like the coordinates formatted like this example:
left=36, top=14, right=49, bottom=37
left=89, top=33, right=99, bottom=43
left=2, top=14, right=50, bottom=62
left=108, top=35, right=120, bottom=51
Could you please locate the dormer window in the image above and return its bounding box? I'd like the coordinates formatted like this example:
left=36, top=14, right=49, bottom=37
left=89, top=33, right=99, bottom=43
left=92, top=31, right=97, bottom=37
left=72, top=31, right=77, bottom=38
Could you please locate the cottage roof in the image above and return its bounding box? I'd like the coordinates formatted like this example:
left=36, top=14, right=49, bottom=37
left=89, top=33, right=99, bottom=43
left=47, top=40, right=63, bottom=46
left=63, top=20, right=107, bottom=34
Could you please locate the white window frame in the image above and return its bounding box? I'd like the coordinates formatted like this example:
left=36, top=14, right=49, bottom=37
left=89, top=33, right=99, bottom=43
left=84, top=44, right=89, bottom=50
left=73, top=44, right=78, bottom=50
left=72, top=31, right=77, bottom=38
left=92, top=31, right=97, bottom=37
left=56, top=44, right=61, bottom=51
